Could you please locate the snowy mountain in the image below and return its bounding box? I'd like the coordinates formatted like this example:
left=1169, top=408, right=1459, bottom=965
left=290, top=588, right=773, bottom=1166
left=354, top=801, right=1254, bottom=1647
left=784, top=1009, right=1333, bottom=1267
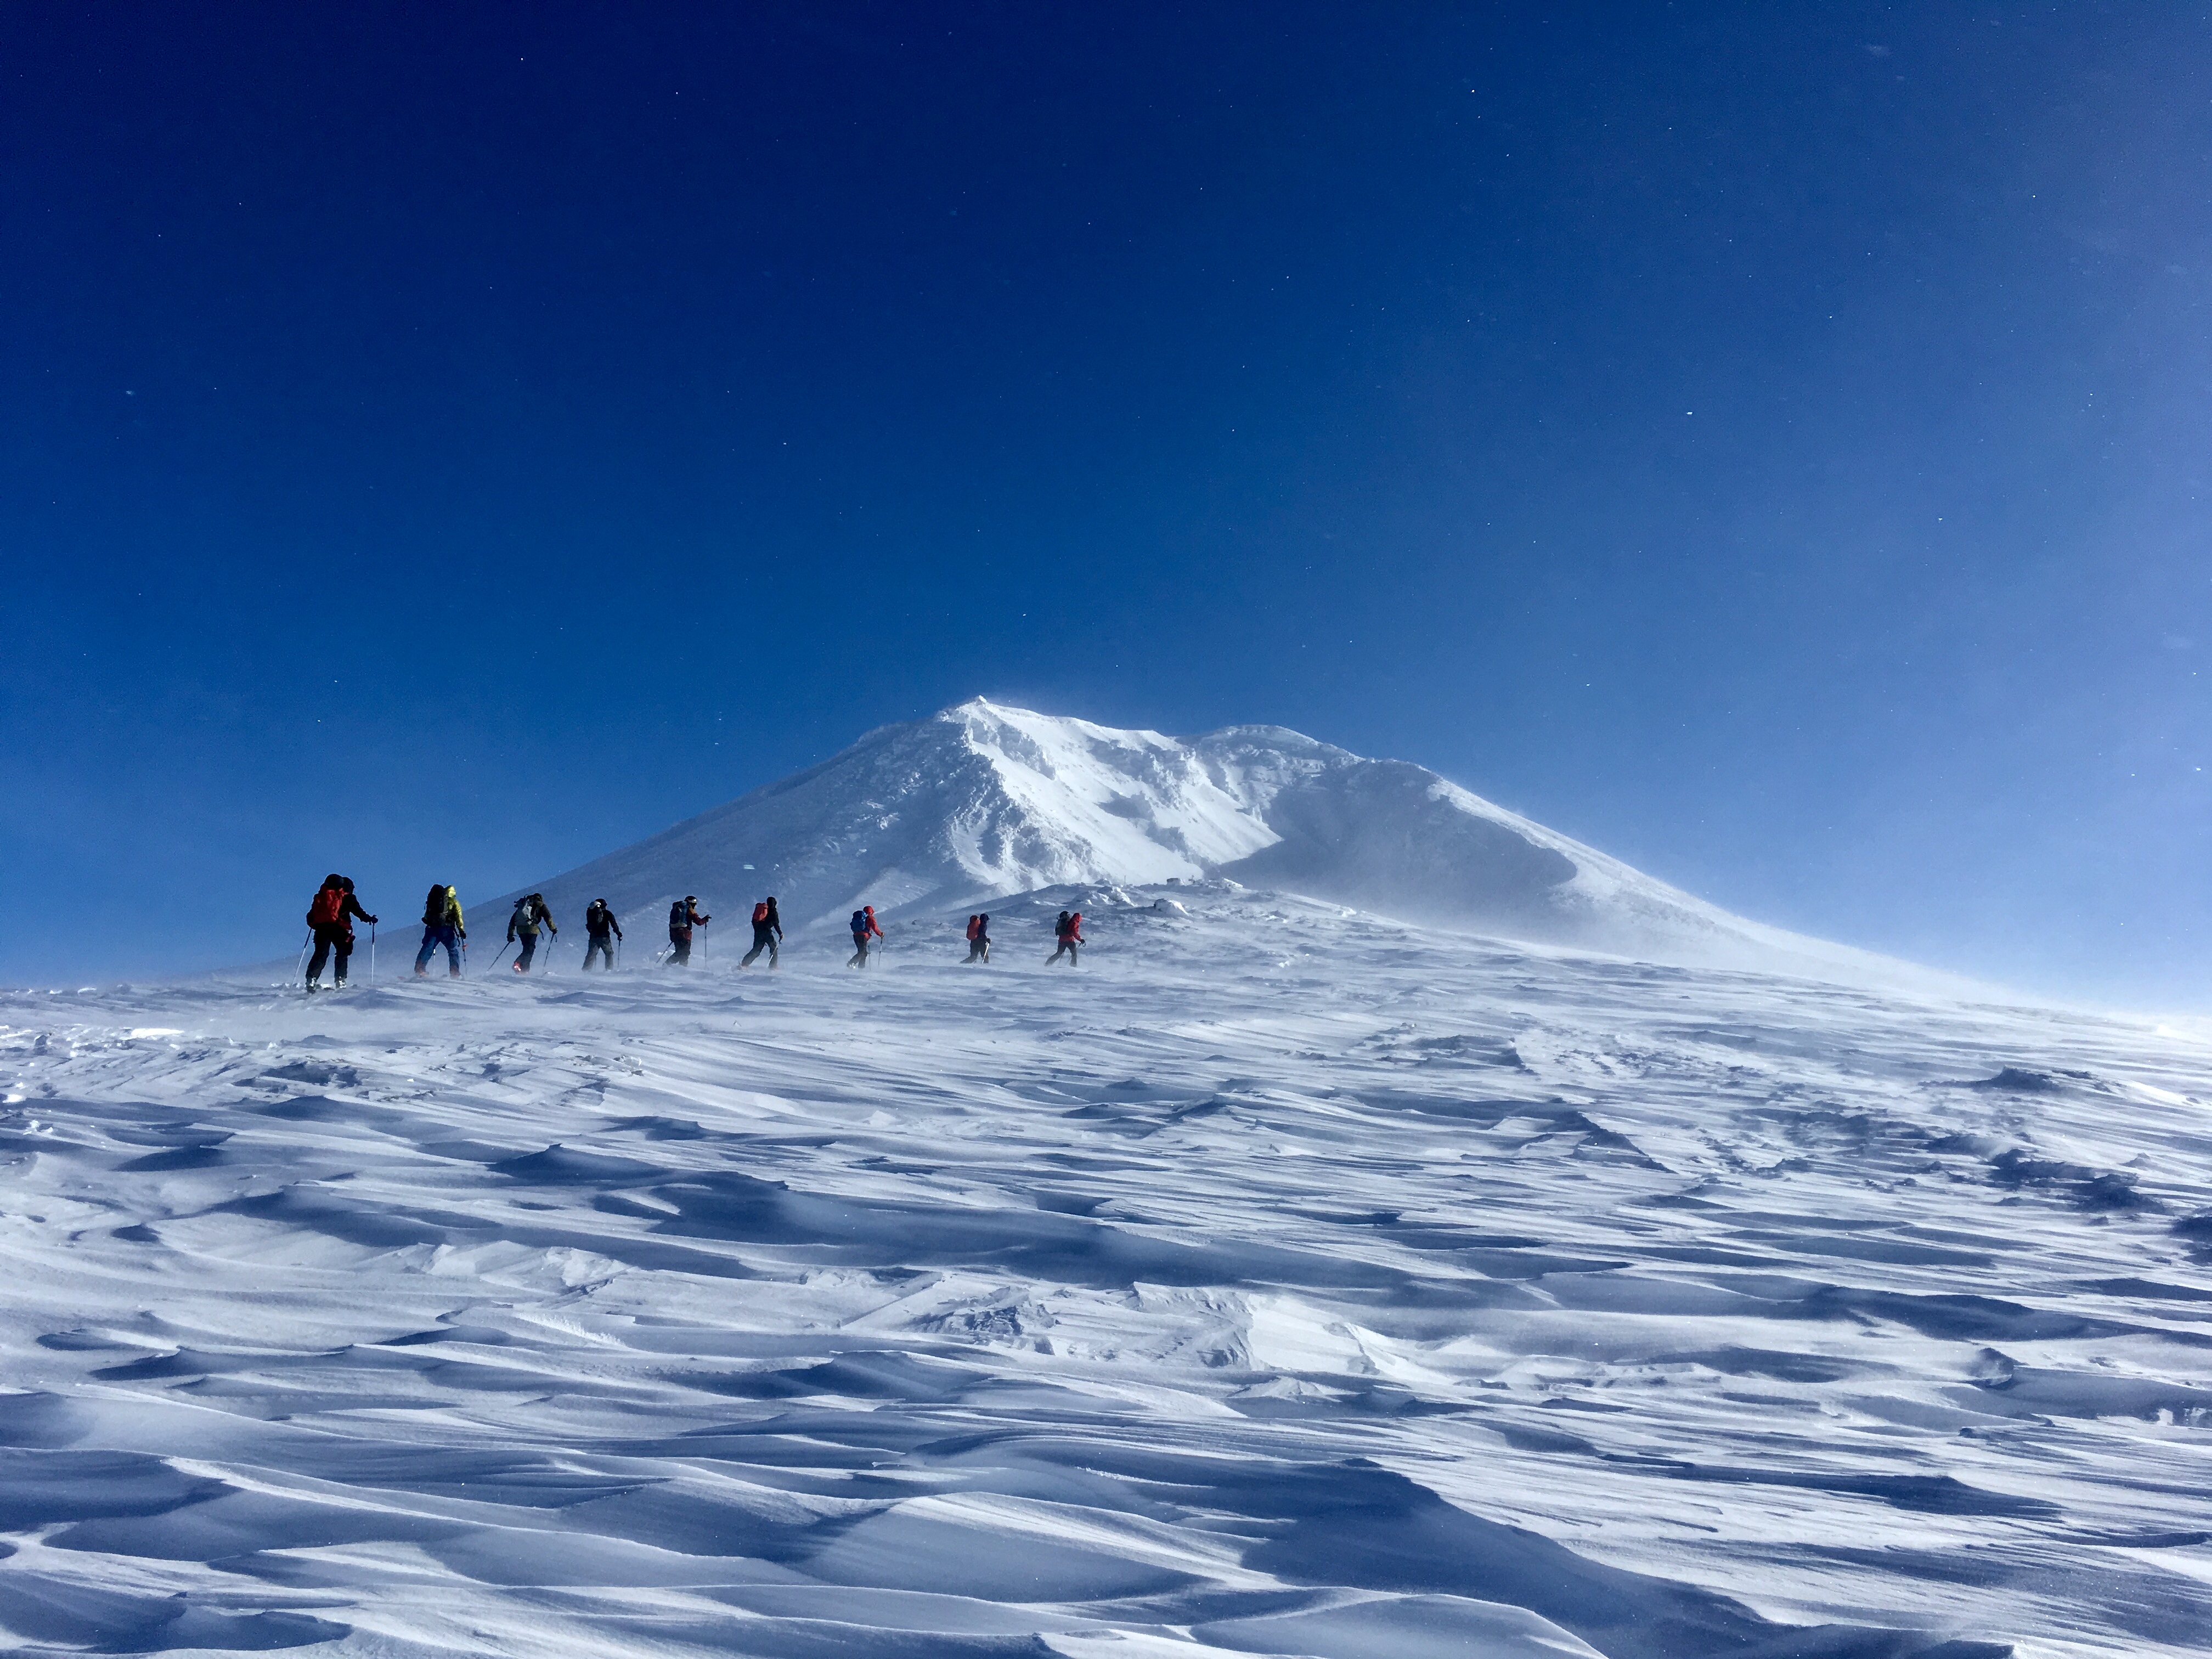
left=503, top=698, right=1938, bottom=985
left=4, top=889, right=2207, bottom=1656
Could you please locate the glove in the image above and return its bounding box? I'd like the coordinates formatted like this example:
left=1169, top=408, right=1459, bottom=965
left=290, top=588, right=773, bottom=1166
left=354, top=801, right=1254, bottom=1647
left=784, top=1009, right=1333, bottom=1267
left=459, top=930, right=467, bottom=940
left=367, top=916, right=380, bottom=925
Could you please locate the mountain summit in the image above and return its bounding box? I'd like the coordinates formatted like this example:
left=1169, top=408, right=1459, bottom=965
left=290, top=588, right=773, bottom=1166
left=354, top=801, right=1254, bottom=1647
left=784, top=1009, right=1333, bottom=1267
left=516, top=698, right=1921, bottom=980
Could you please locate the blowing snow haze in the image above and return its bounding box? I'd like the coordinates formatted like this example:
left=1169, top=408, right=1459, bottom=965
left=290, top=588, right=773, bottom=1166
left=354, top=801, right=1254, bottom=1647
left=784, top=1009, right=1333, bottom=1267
left=501, top=698, right=1942, bottom=987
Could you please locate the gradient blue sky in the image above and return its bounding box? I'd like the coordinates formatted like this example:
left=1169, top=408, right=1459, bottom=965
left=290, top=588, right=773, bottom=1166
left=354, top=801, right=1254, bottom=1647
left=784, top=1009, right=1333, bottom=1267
left=4, top=3, right=2208, bottom=1002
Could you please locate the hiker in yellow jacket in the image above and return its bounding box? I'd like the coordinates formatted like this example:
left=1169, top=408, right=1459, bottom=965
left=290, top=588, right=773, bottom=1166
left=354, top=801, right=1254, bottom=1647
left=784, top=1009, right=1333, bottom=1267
left=414, top=885, right=465, bottom=978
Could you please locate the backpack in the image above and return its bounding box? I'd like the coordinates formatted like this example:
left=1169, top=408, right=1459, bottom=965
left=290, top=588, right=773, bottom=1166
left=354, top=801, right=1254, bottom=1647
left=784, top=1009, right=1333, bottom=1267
left=850, top=910, right=867, bottom=934
left=669, top=900, right=687, bottom=927
left=753, top=902, right=769, bottom=925
left=423, top=884, right=447, bottom=926
left=308, top=885, right=345, bottom=927
left=966, top=916, right=979, bottom=940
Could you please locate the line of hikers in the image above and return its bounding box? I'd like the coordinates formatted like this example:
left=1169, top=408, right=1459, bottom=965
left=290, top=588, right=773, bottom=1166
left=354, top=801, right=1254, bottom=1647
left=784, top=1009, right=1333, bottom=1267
left=492, top=892, right=738, bottom=974
left=302, top=876, right=1080, bottom=989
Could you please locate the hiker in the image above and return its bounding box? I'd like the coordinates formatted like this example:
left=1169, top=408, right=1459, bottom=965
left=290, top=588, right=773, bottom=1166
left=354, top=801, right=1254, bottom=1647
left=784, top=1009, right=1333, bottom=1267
left=847, top=905, right=882, bottom=969
left=507, top=893, right=556, bottom=973
left=667, top=895, right=708, bottom=966
left=1049, top=909, right=1084, bottom=966
left=305, top=873, right=377, bottom=991
left=964, top=913, right=991, bottom=964
left=742, top=897, right=782, bottom=968
left=414, top=884, right=464, bottom=977
left=583, top=899, right=622, bottom=970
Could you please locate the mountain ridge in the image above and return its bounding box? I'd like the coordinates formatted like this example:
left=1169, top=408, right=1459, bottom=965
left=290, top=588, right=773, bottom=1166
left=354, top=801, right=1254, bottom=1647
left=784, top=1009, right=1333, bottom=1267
left=470, top=697, right=1965, bottom=990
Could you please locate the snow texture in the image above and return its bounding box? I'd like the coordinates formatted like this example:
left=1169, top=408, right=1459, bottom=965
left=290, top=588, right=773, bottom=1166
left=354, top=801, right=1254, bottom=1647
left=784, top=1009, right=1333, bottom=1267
left=3, top=881, right=2207, bottom=1657
left=496, top=700, right=1966, bottom=989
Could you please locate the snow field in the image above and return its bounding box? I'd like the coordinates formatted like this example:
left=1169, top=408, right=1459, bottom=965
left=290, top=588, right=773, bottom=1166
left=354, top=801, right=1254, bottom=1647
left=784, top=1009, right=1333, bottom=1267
left=0, top=884, right=2206, bottom=1656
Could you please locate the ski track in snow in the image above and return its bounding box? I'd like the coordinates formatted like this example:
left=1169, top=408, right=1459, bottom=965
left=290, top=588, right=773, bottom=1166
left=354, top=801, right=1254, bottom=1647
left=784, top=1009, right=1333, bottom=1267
left=1, top=884, right=2208, bottom=1657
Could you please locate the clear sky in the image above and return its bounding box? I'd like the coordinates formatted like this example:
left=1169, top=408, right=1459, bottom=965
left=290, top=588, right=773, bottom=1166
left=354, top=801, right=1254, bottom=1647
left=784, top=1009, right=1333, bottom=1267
left=4, top=3, right=2208, bottom=1004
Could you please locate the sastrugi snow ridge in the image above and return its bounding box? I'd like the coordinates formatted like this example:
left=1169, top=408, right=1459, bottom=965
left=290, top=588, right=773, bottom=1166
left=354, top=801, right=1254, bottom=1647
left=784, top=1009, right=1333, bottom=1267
left=514, top=697, right=1937, bottom=984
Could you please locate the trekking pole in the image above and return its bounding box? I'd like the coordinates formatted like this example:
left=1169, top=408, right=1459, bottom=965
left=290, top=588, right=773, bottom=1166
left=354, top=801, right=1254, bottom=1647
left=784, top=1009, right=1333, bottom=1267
left=369, top=923, right=377, bottom=985
left=294, top=932, right=312, bottom=984
left=491, top=941, right=514, bottom=972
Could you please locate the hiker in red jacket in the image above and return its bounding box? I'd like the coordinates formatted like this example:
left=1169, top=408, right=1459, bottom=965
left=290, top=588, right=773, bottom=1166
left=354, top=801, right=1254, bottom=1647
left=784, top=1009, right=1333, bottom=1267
left=304, top=873, right=377, bottom=992
left=1048, top=910, right=1083, bottom=967
left=666, top=896, right=708, bottom=967
left=742, top=898, right=782, bottom=969
left=847, top=905, right=883, bottom=969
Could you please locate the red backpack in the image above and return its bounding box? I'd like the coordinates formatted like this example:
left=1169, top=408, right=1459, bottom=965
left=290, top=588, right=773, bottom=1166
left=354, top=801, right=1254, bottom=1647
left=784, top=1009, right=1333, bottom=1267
left=966, top=915, right=980, bottom=940
left=307, top=885, right=345, bottom=927
left=753, top=902, right=770, bottom=924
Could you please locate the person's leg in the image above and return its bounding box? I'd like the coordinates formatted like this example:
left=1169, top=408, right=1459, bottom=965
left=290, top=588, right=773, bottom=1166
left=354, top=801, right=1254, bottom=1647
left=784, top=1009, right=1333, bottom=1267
left=769, top=936, right=778, bottom=967
left=1068, top=942, right=1079, bottom=967
left=416, top=930, right=437, bottom=974
left=442, top=927, right=461, bottom=972
left=334, top=938, right=353, bottom=985
left=517, top=933, right=538, bottom=972
left=672, top=934, right=691, bottom=966
left=307, top=934, right=331, bottom=984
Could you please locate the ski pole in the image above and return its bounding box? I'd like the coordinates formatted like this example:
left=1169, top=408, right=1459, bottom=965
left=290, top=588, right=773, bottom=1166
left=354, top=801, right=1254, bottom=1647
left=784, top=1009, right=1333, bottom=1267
left=492, top=941, right=514, bottom=971
left=369, top=923, right=377, bottom=986
left=295, top=932, right=312, bottom=984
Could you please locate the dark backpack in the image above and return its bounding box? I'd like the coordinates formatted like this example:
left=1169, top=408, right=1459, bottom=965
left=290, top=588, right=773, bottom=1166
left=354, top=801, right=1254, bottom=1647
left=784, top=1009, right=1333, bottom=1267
left=423, top=884, right=447, bottom=926
left=670, top=900, right=688, bottom=928
left=308, top=885, right=345, bottom=927
left=850, top=910, right=867, bottom=934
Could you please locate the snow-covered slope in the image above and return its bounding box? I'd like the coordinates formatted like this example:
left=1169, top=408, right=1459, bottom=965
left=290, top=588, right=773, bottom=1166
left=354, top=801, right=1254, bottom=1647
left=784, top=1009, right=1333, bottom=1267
left=3, top=891, right=2207, bottom=1656
left=503, top=698, right=1941, bottom=986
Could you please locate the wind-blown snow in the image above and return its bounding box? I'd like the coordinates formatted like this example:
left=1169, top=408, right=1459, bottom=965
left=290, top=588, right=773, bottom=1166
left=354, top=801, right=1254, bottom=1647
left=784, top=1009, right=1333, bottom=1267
left=2, top=883, right=2207, bottom=1656
left=501, top=700, right=1956, bottom=988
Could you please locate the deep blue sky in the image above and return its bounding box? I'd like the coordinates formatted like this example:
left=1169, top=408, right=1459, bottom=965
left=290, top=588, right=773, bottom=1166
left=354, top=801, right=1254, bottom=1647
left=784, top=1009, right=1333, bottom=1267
left=4, top=3, right=2208, bottom=1002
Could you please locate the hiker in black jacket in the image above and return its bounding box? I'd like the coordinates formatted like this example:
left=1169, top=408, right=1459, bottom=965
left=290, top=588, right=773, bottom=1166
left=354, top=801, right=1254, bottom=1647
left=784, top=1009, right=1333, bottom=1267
left=507, top=894, right=556, bottom=973
left=583, top=900, right=622, bottom=970
left=742, top=898, right=782, bottom=968
left=305, top=874, right=377, bottom=991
